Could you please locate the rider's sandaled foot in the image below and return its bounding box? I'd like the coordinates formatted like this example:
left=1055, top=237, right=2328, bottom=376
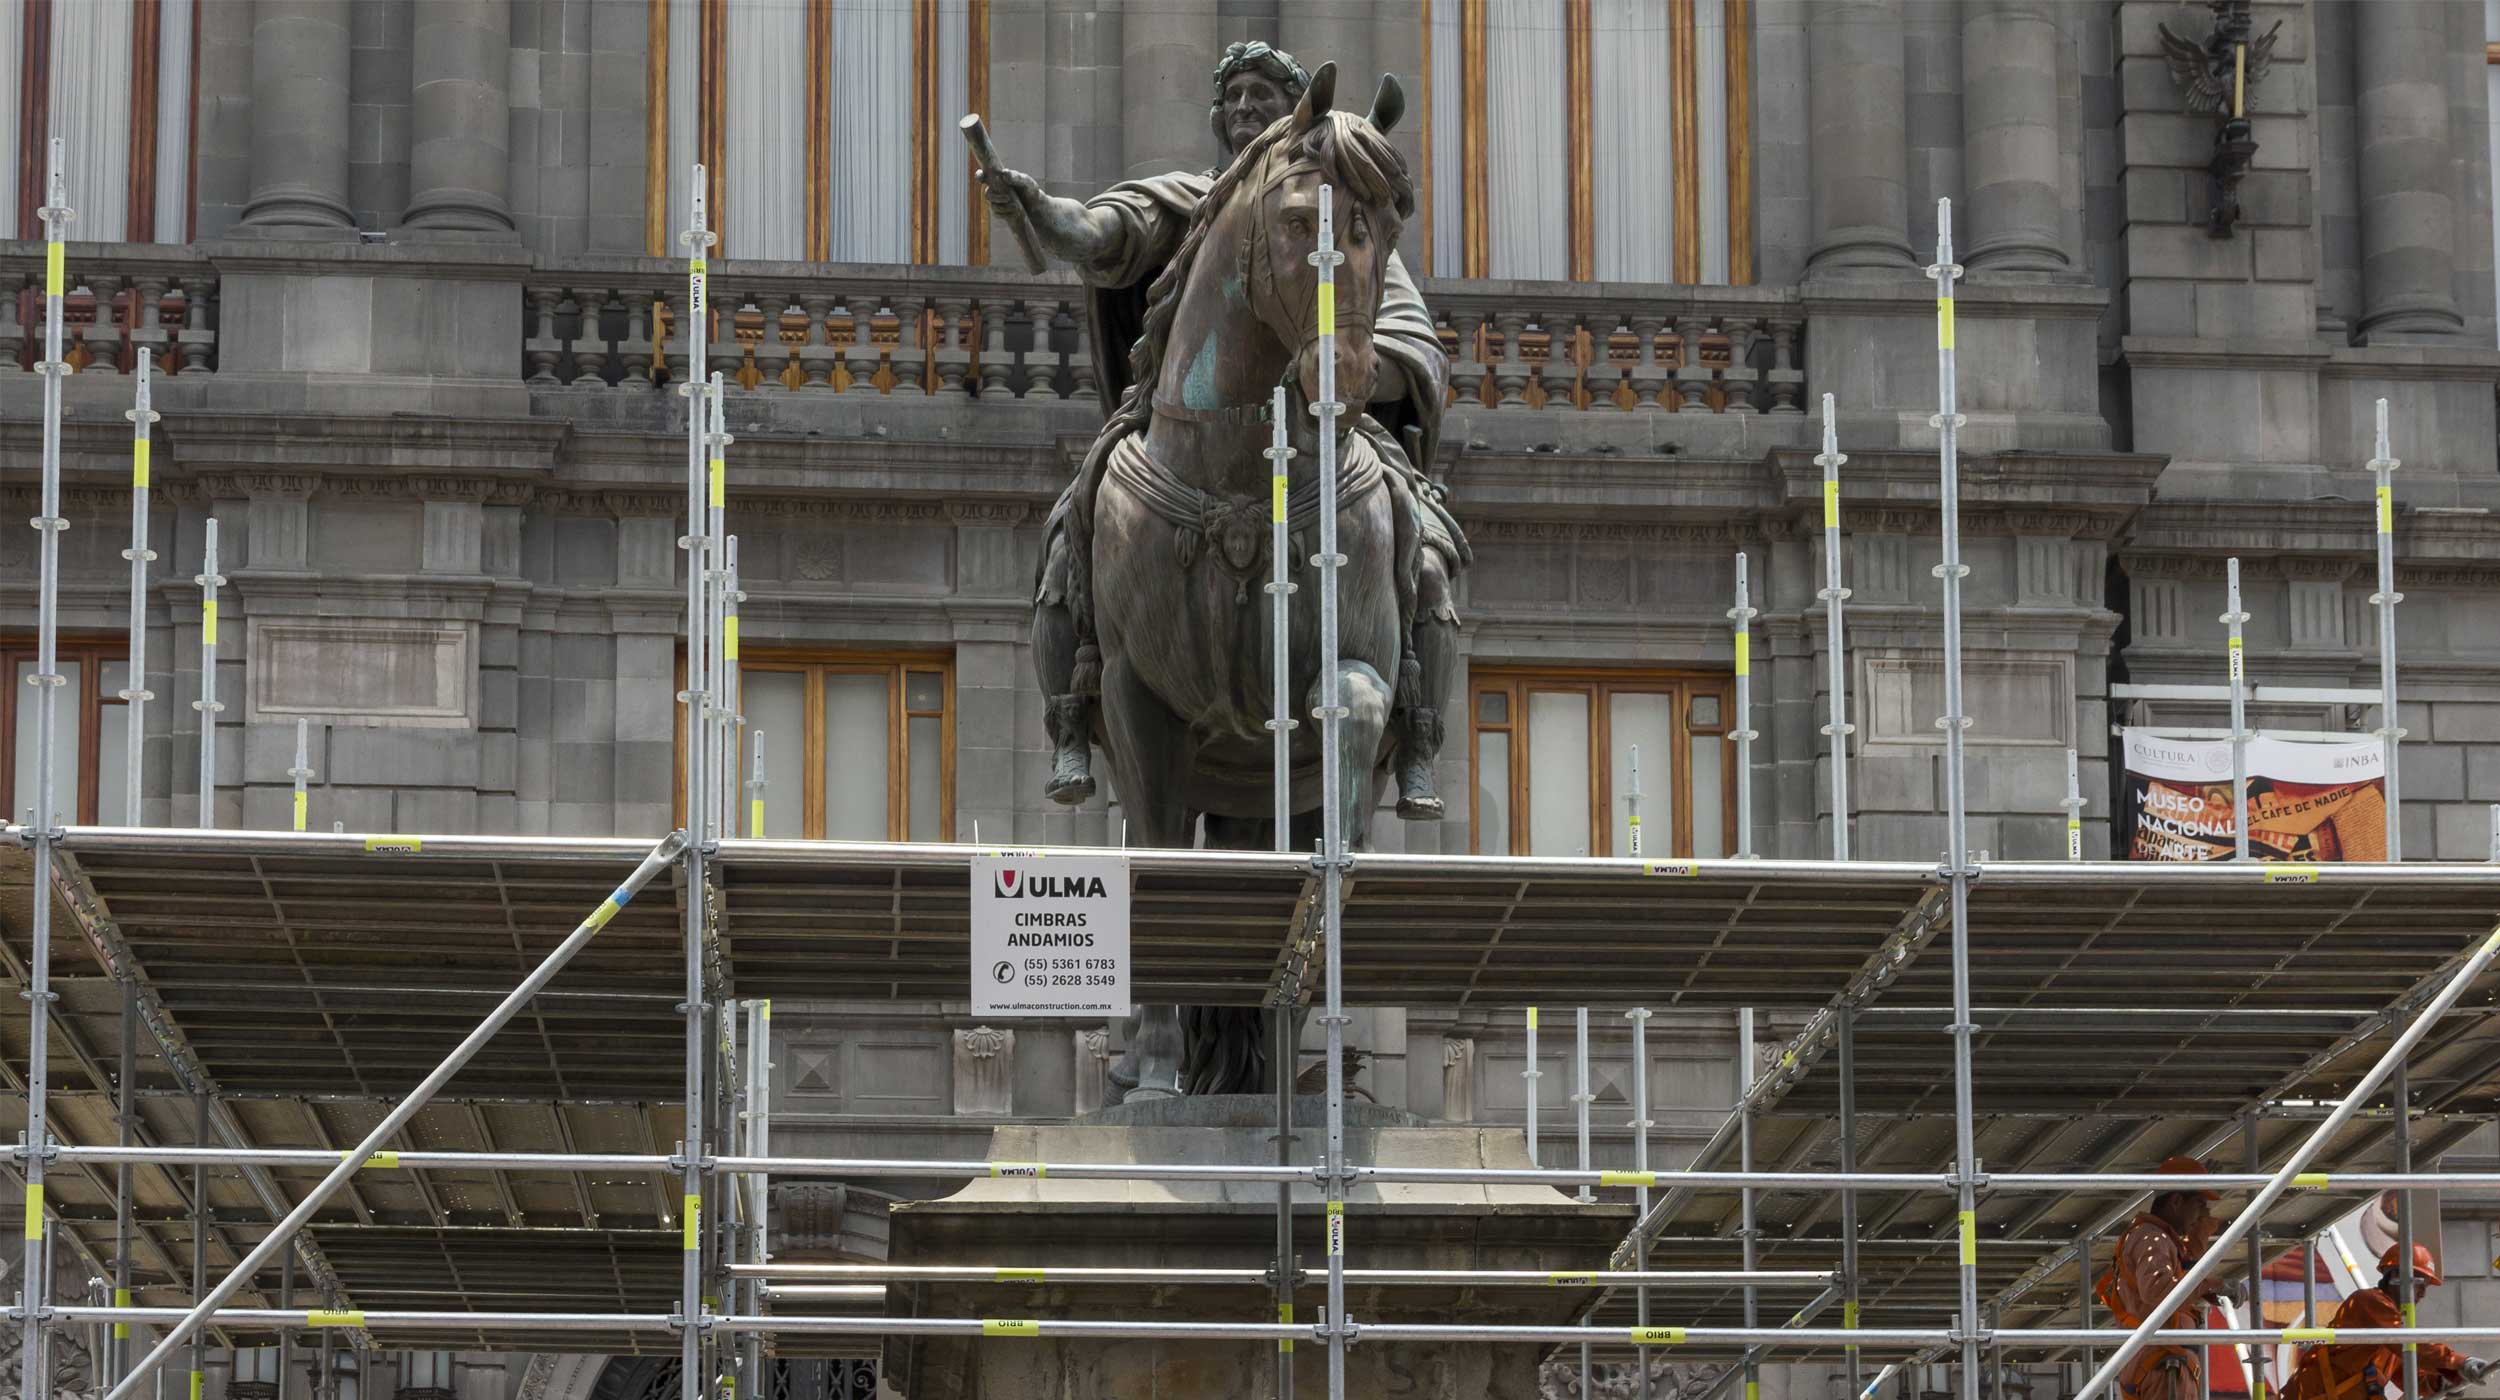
left=1044, top=693, right=1098, bottom=805
left=1392, top=705, right=1445, bottom=820
left=1396, top=789, right=1445, bottom=821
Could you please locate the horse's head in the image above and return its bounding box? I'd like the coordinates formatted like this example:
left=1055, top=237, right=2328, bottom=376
left=1244, top=64, right=1414, bottom=409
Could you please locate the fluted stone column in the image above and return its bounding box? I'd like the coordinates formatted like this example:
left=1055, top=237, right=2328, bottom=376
left=239, top=0, right=354, bottom=231
left=403, top=0, right=515, bottom=234
left=1960, top=0, right=2067, bottom=276
left=1806, top=0, right=1916, bottom=276
left=2355, top=0, right=2462, bottom=338
left=1123, top=0, right=1218, bottom=179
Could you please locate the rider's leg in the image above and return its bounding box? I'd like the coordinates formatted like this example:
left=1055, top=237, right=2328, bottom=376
left=1035, top=534, right=1097, bottom=805
left=1395, top=549, right=1456, bottom=820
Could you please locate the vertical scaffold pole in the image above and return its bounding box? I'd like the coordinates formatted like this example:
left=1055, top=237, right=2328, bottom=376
left=721, top=535, right=742, bottom=838
left=194, top=518, right=225, bottom=829
left=290, top=719, right=314, bottom=832
left=2081, top=1226, right=2098, bottom=1380
left=1926, top=196, right=1984, bottom=1400
left=1264, top=380, right=1298, bottom=1400
left=1525, top=1008, right=1540, bottom=1168
left=1839, top=1008, right=1863, bottom=1396
left=2393, top=1009, right=2417, bottom=1400
left=123, top=349, right=158, bottom=828
left=1627, top=746, right=1645, bottom=856
left=1308, top=183, right=1351, bottom=1400
left=20, top=136, right=71, bottom=1400
left=1738, top=1007, right=1760, bottom=1400
left=749, top=733, right=766, bottom=839
left=1628, top=1006, right=1655, bottom=1400
left=2367, top=399, right=2402, bottom=860
left=1574, top=1005, right=1592, bottom=1400
left=189, top=1091, right=207, bottom=1400
left=2301, top=1233, right=2317, bottom=1330
left=112, top=980, right=136, bottom=1387
left=2242, top=1111, right=2267, bottom=1400
left=1729, top=555, right=1759, bottom=858
left=1817, top=394, right=1853, bottom=861
left=2225, top=558, right=2249, bottom=859
left=2063, top=748, right=2085, bottom=861
left=741, top=999, right=771, bottom=1400
left=677, top=166, right=716, bottom=1400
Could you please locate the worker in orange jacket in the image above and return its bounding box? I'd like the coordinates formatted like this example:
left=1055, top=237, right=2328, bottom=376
left=2283, top=1245, right=2493, bottom=1400
left=2098, top=1158, right=2229, bottom=1400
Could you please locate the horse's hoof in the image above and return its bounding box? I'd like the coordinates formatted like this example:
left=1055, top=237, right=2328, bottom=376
left=1046, top=772, right=1097, bottom=806
left=1395, top=793, right=1445, bottom=821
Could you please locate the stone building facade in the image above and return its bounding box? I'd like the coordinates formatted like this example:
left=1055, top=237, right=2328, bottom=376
left=6, top=1, right=2500, bottom=1397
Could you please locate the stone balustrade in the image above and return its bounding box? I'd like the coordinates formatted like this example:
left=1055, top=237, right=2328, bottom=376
left=0, top=242, right=219, bottom=376
left=525, top=259, right=1808, bottom=415
left=1421, top=279, right=1807, bottom=415
left=525, top=257, right=1102, bottom=403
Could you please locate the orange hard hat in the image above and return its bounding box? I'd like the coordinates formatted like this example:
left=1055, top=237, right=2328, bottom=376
left=2378, top=1243, right=2442, bottom=1287
left=2155, top=1157, right=2220, bottom=1202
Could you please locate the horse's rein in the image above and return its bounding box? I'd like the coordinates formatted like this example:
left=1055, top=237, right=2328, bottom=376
left=1248, top=145, right=1372, bottom=354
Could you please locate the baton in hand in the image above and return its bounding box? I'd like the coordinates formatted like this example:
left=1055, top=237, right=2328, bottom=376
left=960, top=115, right=1049, bottom=274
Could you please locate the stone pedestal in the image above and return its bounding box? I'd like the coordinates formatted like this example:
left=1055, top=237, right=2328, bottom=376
left=877, top=1096, right=1630, bottom=1399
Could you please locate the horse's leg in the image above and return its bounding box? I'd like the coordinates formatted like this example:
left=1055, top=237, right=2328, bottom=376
left=1308, top=658, right=1394, bottom=854
left=1097, top=652, right=1193, bottom=847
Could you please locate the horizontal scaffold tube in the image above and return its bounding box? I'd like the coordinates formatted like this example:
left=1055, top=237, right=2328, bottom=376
left=49, top=1311, right=2500, bottom=1349
left=754, top=1267, right=1837, bottom=1289
left=37, top=1147, right=2500, bottom=1197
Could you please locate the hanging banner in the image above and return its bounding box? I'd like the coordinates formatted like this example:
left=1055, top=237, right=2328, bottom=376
left=2119, top=731, right=2388, bottom=862
left=971, top=852, right=1130, bottom=1017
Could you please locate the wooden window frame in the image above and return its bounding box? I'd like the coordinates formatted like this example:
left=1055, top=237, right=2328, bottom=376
left=1467, top=666, right=1734, bottom=859
left=0, top=638, right=129, bottom=826
left=676, top=646, right=954, bottom=842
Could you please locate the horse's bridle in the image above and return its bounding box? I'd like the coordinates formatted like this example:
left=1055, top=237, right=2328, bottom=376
left=1245, top=141, right=1371, bottom=364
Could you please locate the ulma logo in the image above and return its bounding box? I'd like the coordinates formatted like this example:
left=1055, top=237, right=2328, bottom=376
left=994, top=868, right=1107, bottom=899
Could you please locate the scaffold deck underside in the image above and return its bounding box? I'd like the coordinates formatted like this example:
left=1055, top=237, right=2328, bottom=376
left=5, top=828, right=2497, bottom=1359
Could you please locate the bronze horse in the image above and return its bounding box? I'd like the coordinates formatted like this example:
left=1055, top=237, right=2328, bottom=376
left=1082, top=68, right=1415, bottom=845
left=1062, top=66, right=1425, bottom=1095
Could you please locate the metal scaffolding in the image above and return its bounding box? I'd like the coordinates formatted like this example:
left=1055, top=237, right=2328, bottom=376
left=8, top=164, right=2500, bottom=1400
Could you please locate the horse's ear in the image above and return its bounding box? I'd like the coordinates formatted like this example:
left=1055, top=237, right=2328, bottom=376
left=1294, top=61, right=1337, bottom=132
left=1369, top=74, right=1404, bottom=134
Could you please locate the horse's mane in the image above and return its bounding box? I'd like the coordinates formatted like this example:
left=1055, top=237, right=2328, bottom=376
left=1109, top=108, right=1416, bottom=446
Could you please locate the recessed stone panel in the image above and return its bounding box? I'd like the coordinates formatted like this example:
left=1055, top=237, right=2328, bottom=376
left=1862, top=653, right=2074, bottom=748
left=246, top=619, right=477, bottom=728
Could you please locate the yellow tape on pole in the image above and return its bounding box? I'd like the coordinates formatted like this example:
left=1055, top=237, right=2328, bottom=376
left=2228, top=636, right=2243, bottom=682
left=2376, top=484, right=2392, bottom=535
left=1630, top=1327, right=1686, bottom=1346
left=1641, top=862, right=1698, bottom=878
left=722, top=615, right=739, bottom=661
left=1937, top=297, right=1956, bottom=350
left=306, top=1310, right=364, bottom=1328
left=2283, top=1328, right=2333, bottom=1343
left=1317, top=282, right=1335, bottom=337
left=2262, top=865, right=2319, bottom=884
left=113, top=1287, right=131, bottom=1339
left=1734, top=630, right=1750, bottom=677
left=1272, top=472, right=1286, bottom=523
left=994, top=1268, right=1044, bottom=1283
left=352, top=1150, right=400, bottom=1169
left=683, top=1194, right=700, bottom=1250
left=1527, top=1007, right=1538, bottom=1030
left=2291, top=1173, right=2329, bottom=1188
left=982, top=1320, right=1039, bottom=1338
left=1600, top=1170, right=1656, bottom=1188
left=364, top=835, right=422, bottom=853
left=1958, top=1210, right=1978, bottom=1266
left=1823, top=478, right=1839, bottom=529
left=202, top=599, right=217, bottom=646
left=709, top=457, right=725, bottom=510
left=1279, top=1301, right=1294, bottom=1353
left=23, top=1184, right=42, bottom=1239
left=750, top=798, right=765, bottom=837
left=189, top=1372, right=203, bottom=1400
left=293, top=789, right=308, bottom=831
left=1327, top=1200, right=1345, bottom=1257
left=134, top=438, right=150, bottom=489
left=989, top=1162, right=1046, bottom=1179
left=587, top=897, right=624, bottom=930
left=1549, top=1273, right=1597, bottom=1287
left=1845, top=1299, right=1861, bottom=1349
left=46, top=241, right=65, bottom=298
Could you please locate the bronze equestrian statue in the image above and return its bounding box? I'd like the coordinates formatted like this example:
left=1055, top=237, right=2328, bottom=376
left=980, top=46, right=1470, bottom=1098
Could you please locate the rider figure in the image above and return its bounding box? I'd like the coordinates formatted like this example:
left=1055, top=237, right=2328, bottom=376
left=982, top=40, right=1467, bottom=822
